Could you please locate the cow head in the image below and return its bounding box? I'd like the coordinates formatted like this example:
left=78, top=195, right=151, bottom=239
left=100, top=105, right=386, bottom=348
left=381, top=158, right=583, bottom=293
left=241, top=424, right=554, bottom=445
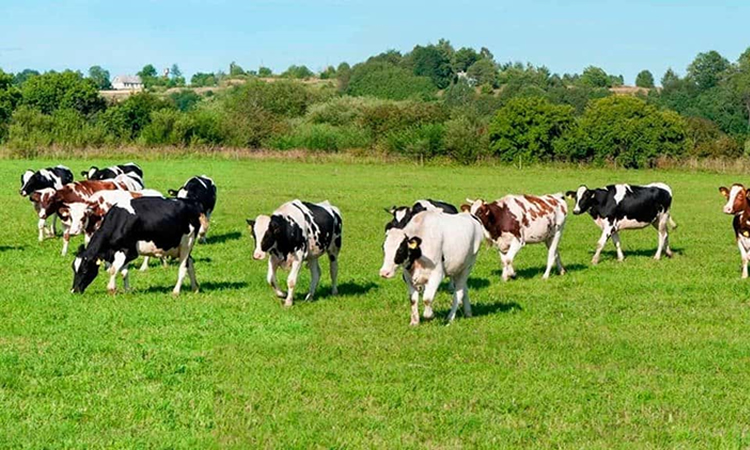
left=384, top=206, right=411, bottom=231
left=81, top=167, right=98, bottom=179
left=379, top=228, right=422, bottom=278
left=719, top=184, right=749, bottom=215
left=60, top=202, right=94, bottom=235
left=566, top=186, right=593, bottom=215
left=462, top=198, right=486, bottom=216
left=19, top=170, right=35, bottom=196
left=30, top=188, right=59, bottom=218
left=71, top=245, right=100, bottom=294
left=247, top=214, right=300, bottom=260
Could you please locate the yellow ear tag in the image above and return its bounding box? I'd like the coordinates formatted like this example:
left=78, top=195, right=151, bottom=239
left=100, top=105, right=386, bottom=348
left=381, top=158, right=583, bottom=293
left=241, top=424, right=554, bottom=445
left=408, top=240, right=419, bottom=250
left=743, top=231, right=749, bottom=238
left=96, top=259, right=103, bottom=266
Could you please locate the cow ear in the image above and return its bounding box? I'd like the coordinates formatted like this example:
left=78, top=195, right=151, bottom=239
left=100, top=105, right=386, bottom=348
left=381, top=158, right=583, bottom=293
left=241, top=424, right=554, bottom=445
left=460, top=204, right=471, bottom=212
left=719, top=187, right=729, bottom=199
left=30, top=192, right=41, bottom=202
left=565, top=190, right=577, bottom=199
left=387, top=206, right=397, bottom=215
left=408, top=236, right=422, bottom=250
left=245, top=219, right=255, bottom=230
left=168, top=189, right=178, bottom=197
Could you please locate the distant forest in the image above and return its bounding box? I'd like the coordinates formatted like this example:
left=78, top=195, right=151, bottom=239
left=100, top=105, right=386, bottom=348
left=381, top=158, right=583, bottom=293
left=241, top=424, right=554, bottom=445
left=1, top=39, right=749, bottom=167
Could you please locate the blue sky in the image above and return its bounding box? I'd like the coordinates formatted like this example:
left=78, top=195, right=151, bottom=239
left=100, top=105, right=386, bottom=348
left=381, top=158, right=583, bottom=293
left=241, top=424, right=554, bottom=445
left=0, top=0, right=747, bottom=84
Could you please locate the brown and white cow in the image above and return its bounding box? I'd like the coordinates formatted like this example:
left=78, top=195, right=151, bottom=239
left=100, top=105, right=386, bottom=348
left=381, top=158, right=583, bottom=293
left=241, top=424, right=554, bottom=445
left=462, top=194, right=568, bottom=281
left=31, top=176, right=140, bottom=256
left=720, top=183, right=750, bottom=278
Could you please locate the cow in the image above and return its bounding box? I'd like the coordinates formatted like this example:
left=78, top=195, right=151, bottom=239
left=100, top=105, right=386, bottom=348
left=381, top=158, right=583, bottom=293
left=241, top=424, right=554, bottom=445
left=719, top=184, right=750, bottom=278
left=31, top=177, right=141, bottom=255
left=19, top=165, right=74, bottom=241
left=168, top=175, right=217, bottom=243
left=565, top=183, right=676, bottom=264
left=384, top=199, right=458, bottom=231
left=71, top=197, right=203, bottom=295
left=81, top=163, right=144, bottom=190
left=463, top=194, right=568, bottom=281
left=379, top=210, right=483, bottom=326
left=246, top=199, right=342, bottom=307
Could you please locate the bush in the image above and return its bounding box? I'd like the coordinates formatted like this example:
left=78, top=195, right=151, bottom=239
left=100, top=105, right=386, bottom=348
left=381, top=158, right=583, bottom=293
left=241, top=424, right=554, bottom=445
left=359, top=100, right=448, bottom=139
left=21, top=71, right=104, bottom=115
left=569, top=96, right=689, bottom=167
left=224, top=80, right=312, bottom=118
left=444, top=115, right=489, bottom=164
left=169, top=90, right=202, bottom=112
left=101, top=92, right=173, bottom=140
left=347, top=61, right=437, bottom=101
left=384, top=123, right=445, bottom=158
left=270, top=123, right=370, bottom=152
left=489, top=96, right=575, bottom=162
left=684, top=116, right=742, bottom=158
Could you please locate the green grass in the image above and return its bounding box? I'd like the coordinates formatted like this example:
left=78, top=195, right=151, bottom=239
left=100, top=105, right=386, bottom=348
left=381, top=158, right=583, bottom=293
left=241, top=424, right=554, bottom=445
left=1, top=158, right=749, bottom=448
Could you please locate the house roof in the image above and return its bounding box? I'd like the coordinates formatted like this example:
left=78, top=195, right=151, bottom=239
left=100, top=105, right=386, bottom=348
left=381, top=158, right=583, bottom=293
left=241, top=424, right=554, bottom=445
left=112, top=75, right=142, bottom=84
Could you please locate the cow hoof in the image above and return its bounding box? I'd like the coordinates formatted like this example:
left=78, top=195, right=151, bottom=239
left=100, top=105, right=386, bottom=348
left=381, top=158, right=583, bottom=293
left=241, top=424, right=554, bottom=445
left=108, top=288, right=117, bottom=295
left=331, top=288, right=338, bottom=296
left=409, top=320, right=419, bottom=327
left=542, top=274, right=550, bottom=280
left=591, top=258, right=599, bottom=265
left=276, top=291, right=288, bottom=299
left=423, top=313, right=434, bottom=321
left=192, top=286, right=200, bottom=293
left=304, top=294, right=314, bottom=302
left=654, top=255, right=661, bottom=261
left=465, top=312, right=473, bottom=319
left=560, top=270, right=567, bottom=275
left=172, top=289, right=181, bottom=296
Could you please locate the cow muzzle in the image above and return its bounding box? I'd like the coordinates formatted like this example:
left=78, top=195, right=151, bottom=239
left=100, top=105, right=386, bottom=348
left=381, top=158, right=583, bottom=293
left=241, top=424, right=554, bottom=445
left=379, top=267, right=396, bottom=279
left=723, top=205, right=735, bottom=215
left=253, top=251, right=266, bottom=260
left=573, top=207, right=581, bottom=215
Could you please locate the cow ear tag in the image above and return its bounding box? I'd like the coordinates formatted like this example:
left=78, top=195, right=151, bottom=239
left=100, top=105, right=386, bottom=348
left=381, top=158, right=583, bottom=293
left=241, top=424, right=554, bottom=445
left=743, top=231, right=749, bottom=238
left=96, top=259, right=102, bottom=266
left=408, top=240, right=419, bottom=250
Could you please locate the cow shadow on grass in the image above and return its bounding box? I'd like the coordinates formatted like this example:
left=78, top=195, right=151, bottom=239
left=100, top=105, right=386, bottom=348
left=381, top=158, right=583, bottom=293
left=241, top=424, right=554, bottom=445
left=205, top=231, right=242, bottom=245
left=598, top=246, right=684, bottom=260
left=491, top=263, right=587, bottom=280
left=141, top=280, right=248, bottom=294
left=433, top=300, right=522, bottom=321
left=316, top=281, right=378, bottom=299
left=437, top=277, right=490, bottom=293
left=0, top=245, right=25, bottom=252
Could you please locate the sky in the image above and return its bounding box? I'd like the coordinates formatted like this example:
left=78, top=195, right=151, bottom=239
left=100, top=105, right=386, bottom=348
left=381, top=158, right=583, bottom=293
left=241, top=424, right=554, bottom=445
left=0, top=0, right=748, bottom=85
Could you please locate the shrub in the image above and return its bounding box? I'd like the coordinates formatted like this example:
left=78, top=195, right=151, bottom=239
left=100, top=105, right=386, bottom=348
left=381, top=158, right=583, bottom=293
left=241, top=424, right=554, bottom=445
left=684, top=116, right=742, bottom=158
left=224, top=80, right=311, bottom=118
left=384, top=123, right=446, bottom=158
left=169, top=90, right=202, bottom=112
left=489, top=96, right=575, bottom=162
left=21, top=71, right=104, bottom=115
left=101, top=92, right=173, bottom=140
left=270, top=123, right=370, bottom=152
left=444, top=115, right=490, bottom=164
left=347, top=61, right=437, bottom=101
left=359, top=100, right=448, bottom=139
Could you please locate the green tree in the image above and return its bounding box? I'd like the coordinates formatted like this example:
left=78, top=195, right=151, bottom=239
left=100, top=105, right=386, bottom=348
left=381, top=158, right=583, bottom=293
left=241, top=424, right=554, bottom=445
left=466, top=59, right=498, bottom=87
left=319, top=66, right=337, bottom=80
left=408, top=43, right=453, bottom=89
left=229, top=62, right=245, bottom=77
left=12, top=69, right=39, bottom=86
left=488, top=96, right=575, bottom=162
left=190, top=72, right=218, bottom=87
left=452, top=47, right=480, bottom=73
left=635, top=70, right=655, bottom=88
left=725, top=47, right=750, bottom=130
left=336, top=62, right=351, bottom=92
left=88, top=65, right=111, bottom=90
left=258, top=66, right=273, bottom=77
left=281, top=65, right=313, bottom=79
left=661, top=68, right=681, bottom=89
left=21, top=71, right=104, bottom=115
left=687, top=50, right=730, bottom=90
left=137, top=64, right=159, bottom=88
left=347, top=61, right=437, bottom=100
left=578, top=66, right=610, bottom=88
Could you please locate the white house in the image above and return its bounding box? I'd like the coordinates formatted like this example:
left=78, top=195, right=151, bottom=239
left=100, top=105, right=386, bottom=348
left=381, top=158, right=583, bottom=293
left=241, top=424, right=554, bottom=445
left=111, top=75, right=143, bottom=91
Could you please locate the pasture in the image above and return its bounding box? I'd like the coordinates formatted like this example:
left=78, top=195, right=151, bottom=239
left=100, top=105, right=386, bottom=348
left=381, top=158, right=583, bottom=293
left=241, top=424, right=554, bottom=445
left=1, top=158, right=749, bottom=448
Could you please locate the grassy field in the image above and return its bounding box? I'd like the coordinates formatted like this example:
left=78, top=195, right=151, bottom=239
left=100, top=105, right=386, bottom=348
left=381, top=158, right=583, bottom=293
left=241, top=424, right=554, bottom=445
left=1, top=158, right=749, bottom=448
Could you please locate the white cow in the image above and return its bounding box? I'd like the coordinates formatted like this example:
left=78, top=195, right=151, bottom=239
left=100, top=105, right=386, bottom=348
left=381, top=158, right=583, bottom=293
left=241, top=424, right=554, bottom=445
left=379, top=210, right=483, bottom=326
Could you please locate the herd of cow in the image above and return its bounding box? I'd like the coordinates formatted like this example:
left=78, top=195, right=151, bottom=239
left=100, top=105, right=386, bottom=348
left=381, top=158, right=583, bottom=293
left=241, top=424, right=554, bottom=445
left=16, top=162, right=750, bottom=325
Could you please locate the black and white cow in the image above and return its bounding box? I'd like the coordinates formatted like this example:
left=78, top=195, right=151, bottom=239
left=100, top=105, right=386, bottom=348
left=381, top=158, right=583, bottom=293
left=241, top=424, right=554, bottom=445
left=81, top=163, right=144, bottom=189
left=168, top=175, right=217, bottom=243
left=379, top=210, right=483, bottom=326
left=19, top=165, right=74, bottom=241
left=71, top=197, right=204, bottom=295
left=385, top=199, right=458, bottom=231
left=566, top=183, right=676, bottom=264
left=246, top=199, right=342, bottom=307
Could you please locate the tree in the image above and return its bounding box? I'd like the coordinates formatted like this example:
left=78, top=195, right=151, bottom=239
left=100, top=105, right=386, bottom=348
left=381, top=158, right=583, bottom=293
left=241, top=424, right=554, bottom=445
left=21, top=70, right=104, bottom=115
left=635, top=70, right=655, bottom=88
left=578, top=66, right=610, bottom=88
left=170, top=64, right=182, bottom=78
left=13, top=69, right=39, bottom=86
left=479, top=47, right=494, bottom=61
left=137, top=64, right=159, bottom=88
left=229, top=62, right=245, bottom=77
left=190, top=72, right=218, bottom=87
left=466, top=59, right=497, bottom=87
left=281, top=65, right=313, bottom=79
left=452, top=47, right=480, bottom=73
left=258, top=66, right=272, bottom=77
left=88, top=65, right=111, bottom=90
left=336, top=62, right=351, bottom=92
left=688, top=50, right=730, bottom=90
left=319, top=66, right=337, bottom=80
left=409, top=43, right=454, bottom=89
left=725, top=48, right=750, bottom=130
left=347, top=61, right=436, bottom=100
left=488, top=96, right=575, bottom=162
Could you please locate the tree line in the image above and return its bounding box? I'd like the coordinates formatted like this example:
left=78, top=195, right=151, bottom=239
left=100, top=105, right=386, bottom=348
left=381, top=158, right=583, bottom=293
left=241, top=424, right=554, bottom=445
left=0, top=40, right=749, bottom=167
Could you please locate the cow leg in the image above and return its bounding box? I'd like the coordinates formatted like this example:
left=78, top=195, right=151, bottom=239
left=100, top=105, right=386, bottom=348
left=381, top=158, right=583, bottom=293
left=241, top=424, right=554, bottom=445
left=422, top=270, right=443, bottom=322
left=187, top=256, right=198, bottom=292
left=284, top=258, right=303, bottom=307
left=592, top=224, right=613, bottom=265
left=173, top=253, right=190, bottom=296
left=403, top=273, right=420, bottom=326
left=121, top=266, right=130, bottom=291
left=448, top=270, right=471, bottom=323
left=139, top=257, right=150, bottom=271
left=61, top=229, right=70, bottom=256
left=267, top=257, right=286, bottom=298
left=37, top=218, right=46, bottom=242
left=108, top=251, right=128, bottom=294
left=611, top=232, right=625, bottom=261
left=48, top=215, right=57, bottom=237
left=500, top=239, right=522, bottom=281
left=328, top=253, right=339, bottom=296
left=655, top=214, right=672, bottom=259
left=738, top=240, right=749, bottom=279
left=305, top=258, right=321, bottom=301
left=543, top=231, right=564, bottom=279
